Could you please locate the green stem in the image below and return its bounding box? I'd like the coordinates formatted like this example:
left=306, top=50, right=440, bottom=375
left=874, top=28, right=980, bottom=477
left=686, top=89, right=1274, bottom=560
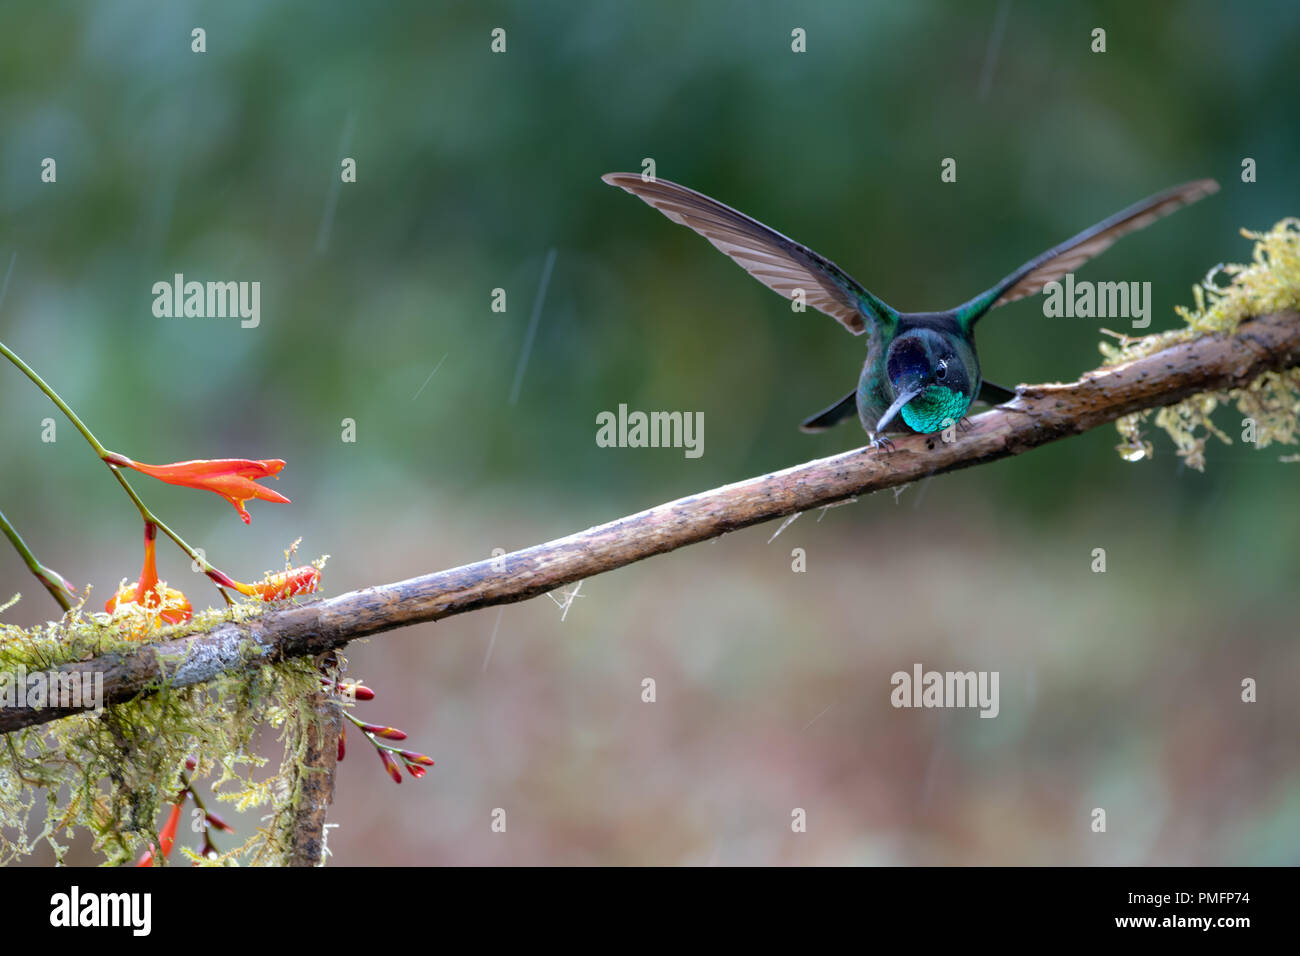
left=179, top=770, right=207, bottom=813
left=0, top=338, right=232, bottom=603
left=178, top=769, right=227, bottom=855
left=0, top=507, right=74, bottom=613
left=0, top=340, right=109, bottom=457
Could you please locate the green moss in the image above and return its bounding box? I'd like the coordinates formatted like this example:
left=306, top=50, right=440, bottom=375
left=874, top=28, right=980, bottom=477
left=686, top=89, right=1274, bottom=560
left=1100, top=219, right=1300, bottom=469
left=0, top=592, right=324, bottom=866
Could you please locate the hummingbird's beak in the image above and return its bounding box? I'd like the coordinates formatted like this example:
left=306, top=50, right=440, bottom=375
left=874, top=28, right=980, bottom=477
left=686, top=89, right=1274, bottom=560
left=874, top=384, right=927, bottom=435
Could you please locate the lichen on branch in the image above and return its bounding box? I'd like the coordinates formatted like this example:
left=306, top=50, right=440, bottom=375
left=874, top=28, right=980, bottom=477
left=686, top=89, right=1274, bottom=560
left=1101, top=219, right=1300, bottom=468
left=0, top=598, right=324, bottom=865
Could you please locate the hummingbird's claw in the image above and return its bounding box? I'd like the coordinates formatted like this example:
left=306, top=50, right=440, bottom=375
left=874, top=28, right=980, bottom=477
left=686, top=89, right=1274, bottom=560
left=869, top=435, right=897, bottom=454
left=958, top=416, right=973, bottom=433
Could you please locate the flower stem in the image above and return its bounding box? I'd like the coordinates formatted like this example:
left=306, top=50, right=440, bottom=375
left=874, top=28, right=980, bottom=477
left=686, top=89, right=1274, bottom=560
left=0, top=507, right=74, bottom=613
left=0, top=338, right=232, bottom=602
left=105, top=467, right=233, bottom=604
left=0, top=340, right=110, bottom=457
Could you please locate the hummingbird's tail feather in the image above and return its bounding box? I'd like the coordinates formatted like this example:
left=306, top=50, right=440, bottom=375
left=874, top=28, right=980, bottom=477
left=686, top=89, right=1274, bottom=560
left=955, top=178, right=1220, bottom=330
left=977, top=379, right=1017, bottom=405
left=799, top=389, right=858, bottom=433
left=602, top=172, right=898, bottom=337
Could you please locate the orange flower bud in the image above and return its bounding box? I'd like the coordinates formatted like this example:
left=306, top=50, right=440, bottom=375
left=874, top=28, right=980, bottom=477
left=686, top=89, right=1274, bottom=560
left=233, top=566, right=320, bottom=601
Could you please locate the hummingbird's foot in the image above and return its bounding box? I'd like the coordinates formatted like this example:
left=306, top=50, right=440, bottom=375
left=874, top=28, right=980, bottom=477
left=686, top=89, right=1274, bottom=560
left=957, top=416, right=973, bottom=433
left=869, top=435, right=897, bottom=454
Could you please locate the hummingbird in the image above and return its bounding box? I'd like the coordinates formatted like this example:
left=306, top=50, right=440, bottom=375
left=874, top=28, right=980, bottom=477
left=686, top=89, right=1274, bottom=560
left=603, top=173, right=1219, bottom=447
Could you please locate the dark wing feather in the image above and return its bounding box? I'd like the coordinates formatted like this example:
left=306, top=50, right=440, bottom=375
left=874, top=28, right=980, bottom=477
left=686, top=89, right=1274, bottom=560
left=603, top=173, right=896, bottom=336
left=958, top=178, right=1219, bottom=329
left=976, top=380, right=1017, bottom=405
left=799, top=389, right=858, bottom=433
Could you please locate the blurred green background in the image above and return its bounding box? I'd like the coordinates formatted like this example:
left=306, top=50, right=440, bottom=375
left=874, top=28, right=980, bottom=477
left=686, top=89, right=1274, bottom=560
left=2, top=0, right=1297, bottom=864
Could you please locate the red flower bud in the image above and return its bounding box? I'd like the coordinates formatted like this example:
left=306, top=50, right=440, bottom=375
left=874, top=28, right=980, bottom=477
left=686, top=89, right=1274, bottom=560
left=319, top=679, right=375, bottom=701
left=378, top=748, right=402, bottom=784
left=205, top=568, right=241, bottom=590
left=399, top=750, right=435, bottom=766
left=360, top=723, right=407, bottom=740
left=337, top=727, right=346, bottom=762
left=204, top=811, right=235, bottom=834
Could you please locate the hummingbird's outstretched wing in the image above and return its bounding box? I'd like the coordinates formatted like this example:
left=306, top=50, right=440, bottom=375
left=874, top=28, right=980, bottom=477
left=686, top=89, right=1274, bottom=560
left=603, top=173, right=897, bottom=336
left=956, top=178, right=1219, bottom=330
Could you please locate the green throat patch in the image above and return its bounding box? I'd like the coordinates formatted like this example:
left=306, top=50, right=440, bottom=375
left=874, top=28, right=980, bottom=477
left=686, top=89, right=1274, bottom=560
left=900, top=385, right=969, bottom=434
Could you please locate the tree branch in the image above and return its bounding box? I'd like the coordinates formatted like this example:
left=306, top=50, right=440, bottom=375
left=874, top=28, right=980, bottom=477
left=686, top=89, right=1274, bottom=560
left=285, top=685, right=342, bottom=866
left=4, top=309, right=1298, bottom=735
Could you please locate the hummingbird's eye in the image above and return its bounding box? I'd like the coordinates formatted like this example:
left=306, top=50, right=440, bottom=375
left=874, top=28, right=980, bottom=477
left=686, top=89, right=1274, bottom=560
left=935, top=359, right=949, bottom=381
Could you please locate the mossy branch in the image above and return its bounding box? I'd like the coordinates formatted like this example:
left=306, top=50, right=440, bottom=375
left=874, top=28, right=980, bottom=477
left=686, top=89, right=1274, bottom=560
left=3, top=307, right=1299, bottom=736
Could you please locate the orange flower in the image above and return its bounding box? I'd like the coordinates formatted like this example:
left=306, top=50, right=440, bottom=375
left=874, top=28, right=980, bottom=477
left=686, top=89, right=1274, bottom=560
left=105, top=523, right=192, bottom=630
left=106, top=453, right=289, bottom=524
left=215, top=565, right=320, bottom=601
left=136, top=798, right=185, bottom=867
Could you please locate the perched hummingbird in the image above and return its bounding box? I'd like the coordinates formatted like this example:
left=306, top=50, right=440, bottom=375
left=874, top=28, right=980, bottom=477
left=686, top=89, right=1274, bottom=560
left=603, top=173, right=1219, bottom=447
